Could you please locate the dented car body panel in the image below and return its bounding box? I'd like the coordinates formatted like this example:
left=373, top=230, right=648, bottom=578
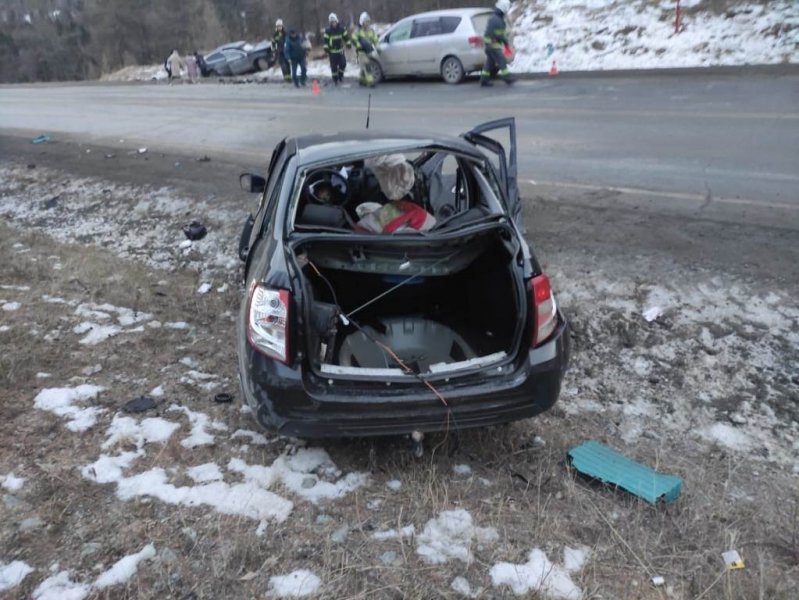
left=237, top=120, right=569, bottom=438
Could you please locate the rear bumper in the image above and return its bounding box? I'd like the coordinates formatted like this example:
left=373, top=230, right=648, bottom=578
left=239, top=319, right=570, bottom=438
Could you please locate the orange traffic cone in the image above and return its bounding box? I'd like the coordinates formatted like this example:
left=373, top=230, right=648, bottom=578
left=549, top=60, right=559, bottom=77
left=311, top=79, right=321, bottom=96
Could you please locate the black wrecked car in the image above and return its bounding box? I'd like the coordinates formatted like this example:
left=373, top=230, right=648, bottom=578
left=203, top=41, right=275, bottom=77
left=237, top=119, right=570, bottom=438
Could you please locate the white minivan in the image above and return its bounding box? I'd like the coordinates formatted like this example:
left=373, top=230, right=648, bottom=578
left=366, top=8, right=493, bottom=84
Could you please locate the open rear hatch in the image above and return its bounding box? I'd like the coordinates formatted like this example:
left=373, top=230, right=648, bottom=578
left=292, top=223, right=527, bottom=382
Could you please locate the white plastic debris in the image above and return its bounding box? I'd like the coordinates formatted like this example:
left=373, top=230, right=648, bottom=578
left=722, top=550, right=745, bottom=570
left=137, top=148, right=147, bottom=154
left=179, top=240, right=192, bottom=250
left=197, top=283, right=212, bottom=295
left=651, top=576, right=665, bottom=587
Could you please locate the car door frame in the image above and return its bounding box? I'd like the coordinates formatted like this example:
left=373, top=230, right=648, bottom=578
left=403, top=16, right=448, bottom=74
left=379, top=18, right=413, bottom=76
left=240, top=139, right=287, bottom=265
left=225, top=48, right=251, bottom=75
left=462, top=118, right=520, bottom=224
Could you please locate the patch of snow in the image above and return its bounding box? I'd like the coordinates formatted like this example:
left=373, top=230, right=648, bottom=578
left=371, top=524, right=415, bottom=540
left=0, top=284, right=30, bottom=291
left=451, top=576, right=481, bottom=598
left=267, top=569, right=321, bottom=598
left=150, top=385, right=164, bottom=398
left=165, top=321, right=190, bottom=330
left=700, top=422, right=755, bottom=451
left=642, top=306, right=662, bottom=322
left=73, top=322, right=122, bottom=345
left=33, top=384, right=105, bottom=432
left=453, top=464, right=472, bottom=476
left=179, top=356, right=198, bottom=368
left=0, top=560, right=34, bottom=592
left=0, top=164, right=241, bottom=279
left=490, top=546, right=589, bottom=599
left=179, top=369, right=219, bottom=391
left=2, top=301, right=21, bottom=311
left=32, top=570, right=91, bottom=600
left=229, top=448, right=369, bottom=504
left=232, top=429, right=271, bottom=445
left=97, top=465, right=294, bottom=524
left=555, top=267, right=799, bottom=467
left=197, top=282, right=212, bottom=295
left=416, top=509, right=499, bottom=564
left=563, top=546, right=591, bottom=572
left=510, top=0, right=798, bottom=73
left=83, top=451, right=142, bottom=483
left=187, top=463, right=224, bottom=483
left=102, top=414, right=180, bottom=449
left=1, top=472, right=26, bottom=492
left=167, top=405, right=227, bottom=447
left=94, top=544, right=156, bottom=589
left=386, top=479, right=402, bottom=491
left=76, top=302, right=151, bottom=327
left=0, top=325, right=10, bottom=332
left=81, top=364, right=102, bottom=376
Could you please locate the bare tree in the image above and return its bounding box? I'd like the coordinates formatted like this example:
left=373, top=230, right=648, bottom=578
left=0, top=0, right=494, bottom=82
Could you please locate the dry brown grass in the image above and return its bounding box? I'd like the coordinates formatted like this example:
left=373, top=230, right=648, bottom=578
left=2, top=223, right=798, bottom=600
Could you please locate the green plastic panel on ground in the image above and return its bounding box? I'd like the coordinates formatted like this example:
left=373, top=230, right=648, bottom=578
left=568, top=440, right=683, bottom=504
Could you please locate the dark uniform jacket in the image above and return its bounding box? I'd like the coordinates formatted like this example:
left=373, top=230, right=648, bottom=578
left=324, top=24, right=350, bottom=54
left=484, top=10, right=508, bottom=49
left=272, top=28, right=287, bottom=53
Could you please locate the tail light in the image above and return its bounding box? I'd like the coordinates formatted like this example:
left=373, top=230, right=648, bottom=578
left=468, top=36, right=483, bottom=48
left=531, top=274, right=558, bottom=347
left=247, top=284, right=290, bottom=363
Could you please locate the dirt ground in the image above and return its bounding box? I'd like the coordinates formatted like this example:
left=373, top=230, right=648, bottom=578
left=1, top=135, right=797, bottom=599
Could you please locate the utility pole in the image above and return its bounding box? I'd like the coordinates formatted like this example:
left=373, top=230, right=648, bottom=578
left=675, top=0, right=682, bottom=34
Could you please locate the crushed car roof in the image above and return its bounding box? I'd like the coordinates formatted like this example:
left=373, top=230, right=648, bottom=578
left=292, top=131, right=485, bottom=166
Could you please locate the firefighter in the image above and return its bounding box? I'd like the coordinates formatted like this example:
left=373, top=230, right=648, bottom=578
left=324, top=13, right=350, bottom=85
left=272, top=19, right=291, bottom=83
left=481, top=0, right=515, bottom=87
left=352, top=12, right=380, bottom=87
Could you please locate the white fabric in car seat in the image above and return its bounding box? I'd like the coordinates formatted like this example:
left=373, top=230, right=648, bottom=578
left=364, top=154, right=415, bottom=200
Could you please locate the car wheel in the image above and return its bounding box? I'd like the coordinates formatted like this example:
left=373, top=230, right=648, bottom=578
left=441, top=56, right=465, bottom=84
left=366, top=59, right=384, bottom=83
left=256, top=58, right=269, bottom=71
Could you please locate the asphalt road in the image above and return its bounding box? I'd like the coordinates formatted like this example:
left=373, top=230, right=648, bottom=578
left=1, top=72, right=798, bottom=215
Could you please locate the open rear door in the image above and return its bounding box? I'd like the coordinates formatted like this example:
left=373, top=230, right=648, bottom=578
left=463, top=118, right=521, bottom=227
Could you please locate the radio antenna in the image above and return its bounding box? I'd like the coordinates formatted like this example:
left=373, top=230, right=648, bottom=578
left=366, top=93, right=372, bottom=129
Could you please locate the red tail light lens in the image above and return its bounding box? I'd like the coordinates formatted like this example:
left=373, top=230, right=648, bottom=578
left=531, top=274, right=558, bottom=347
left=468, top=35, right=483, bottom=47
left=247, top=285, right=290, bottom=363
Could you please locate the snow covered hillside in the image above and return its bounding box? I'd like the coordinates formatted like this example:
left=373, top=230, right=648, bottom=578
left=104, top=2, right=797, bottom=81
left=510, top=0, right=798, bottom=71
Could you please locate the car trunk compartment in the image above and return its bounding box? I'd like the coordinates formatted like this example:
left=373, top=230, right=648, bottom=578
left=293, top=226, right=525, bottom=381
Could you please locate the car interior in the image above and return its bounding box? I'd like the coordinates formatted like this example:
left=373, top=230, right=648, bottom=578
left=293, top=150, right=499, bottom=234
